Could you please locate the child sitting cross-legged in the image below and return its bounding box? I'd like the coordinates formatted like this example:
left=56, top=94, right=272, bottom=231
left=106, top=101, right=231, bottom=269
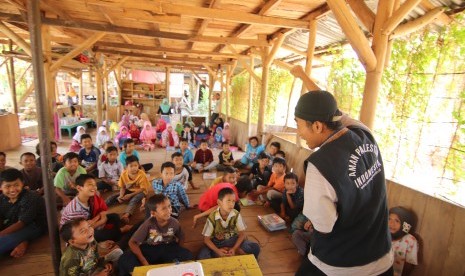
left=197, top=187, right=260, bottom=259
left=106, top=155, right=150, bottom=223
left=97, top=146, right=124, bottom=192
left=78, top=134, right=101, bottom=176
left=118, top=195, right=193, bottom=276
left=279, top=172, right=304, bottom=223
left=251, top=157, right=286, bottom=208
left=249, top=152, right=271, bottom=189
left=119, top=138, right=153, bottom=172
left=59, top=218, right=119, bottom=276
left=234, top=136, right=265, bottom=170
left=60, top=174, right=131, bottom=242
left=176, top=139, right=198, bottom=189
left=0, top=168, right=46, bottom=258
left=209, top=166, right=237, bottom=188
left=54, top=152, right=87, bottom=206
left=171, top=152, right=190, bottom=190
left=19, top=152, right=43, bottom=195
left=149, top=162, right=190, bottom=219
left=192, top=139, right=218, bottom=173
left=217, top=142, right=234, bottom=171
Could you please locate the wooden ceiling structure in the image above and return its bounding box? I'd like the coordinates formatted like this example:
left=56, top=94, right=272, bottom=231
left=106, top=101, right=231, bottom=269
left=0, top=0, right=462, bottom=133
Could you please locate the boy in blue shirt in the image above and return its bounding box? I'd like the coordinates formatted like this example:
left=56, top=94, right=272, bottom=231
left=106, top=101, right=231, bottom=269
left=78, top=134, right=101, bottom=175
left=118, top=138, right=153, bottom=172
left=149, top=162, right=190, bottom=218
left=176, top=138, right=198, bottom=189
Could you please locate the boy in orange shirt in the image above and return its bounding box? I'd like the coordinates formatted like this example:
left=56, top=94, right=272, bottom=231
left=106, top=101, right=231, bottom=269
left=252, top=157, right=286, bottom=207
left=106, top=155, right=149, bottom=223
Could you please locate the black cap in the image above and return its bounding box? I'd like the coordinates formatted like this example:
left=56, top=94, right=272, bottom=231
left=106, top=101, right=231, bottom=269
left=294, top=90, right=342, bottom=122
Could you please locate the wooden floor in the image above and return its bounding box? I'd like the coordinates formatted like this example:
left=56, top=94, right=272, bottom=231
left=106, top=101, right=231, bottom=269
left=0, top=131, right=301, bottom=275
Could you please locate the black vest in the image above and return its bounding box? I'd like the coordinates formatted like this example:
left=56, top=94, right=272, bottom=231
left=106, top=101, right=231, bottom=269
left=307, top=127, right=391, bottom=267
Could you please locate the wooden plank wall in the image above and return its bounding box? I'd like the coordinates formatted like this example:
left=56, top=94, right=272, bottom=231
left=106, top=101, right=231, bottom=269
left=228, top=119, right=465, bottom=275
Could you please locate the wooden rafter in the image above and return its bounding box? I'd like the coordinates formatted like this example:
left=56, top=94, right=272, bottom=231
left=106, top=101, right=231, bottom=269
left=105, top=57, right=129, bottom=77
left=190, top=70, right=209, bottom=88
left=264, top=32, right=287, bottom=67
left=383, top=0, right=424, bottom=35
left=327, top=0, right=377, bottom=71
left=188, top=0, right=223, bottom=50
left=227, top=44, right=261, bottom=82
left=0, top=21, right=31, bottom=56
left=40, top=0, right=87, bottom=38
left=391, top=7, right=445, bottom=39
left=420, top=0, right=452, bottom=25
left=50, top=32, right=106, bottom=72
left=346, top=0, right=376, bottom=33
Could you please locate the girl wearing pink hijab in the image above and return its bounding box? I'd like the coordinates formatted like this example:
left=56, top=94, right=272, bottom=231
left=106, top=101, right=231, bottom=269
left=115, top=126, right=131, bottom=149
left=160, top=124, right=179, bottom=148
left=139, top=121, right=157, bottom=151
left=222, top=122, right=231, bottom=142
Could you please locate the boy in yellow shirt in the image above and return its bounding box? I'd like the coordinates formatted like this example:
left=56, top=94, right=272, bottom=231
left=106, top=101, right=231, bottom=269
left=209, top=166, right=237, bottom=188
left=106, top=155, right=149, bottom=223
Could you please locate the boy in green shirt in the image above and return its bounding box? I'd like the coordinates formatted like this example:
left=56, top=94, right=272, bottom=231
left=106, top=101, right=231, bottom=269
left=54, top=152, right=87, bottom=205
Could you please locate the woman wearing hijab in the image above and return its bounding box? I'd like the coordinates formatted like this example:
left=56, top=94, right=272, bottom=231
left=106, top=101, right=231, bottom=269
left=160, top=124, right=179, bottom=148
left=157, top=98, right=172, bottom=124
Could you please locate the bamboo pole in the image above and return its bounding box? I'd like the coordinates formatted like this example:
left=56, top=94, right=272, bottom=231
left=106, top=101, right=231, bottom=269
left=26, top=0, right=61, bottom=274
left=327, top=0, right=377, bottom=71
left=0, top=21, right=32, bottom=56
left=219, top=69, right=223, bottom=118
left=165, top=66, right=171, bottom=103
left=15, top=63, right=31, bottom=85
left=257, top=38, right=270, bottom=141
left=41, top=25, right=56, bottom=139
left=247, top=56, right=254, bottom=136
left=360, top=0, right=395, bottom=128
left=7, top=40, right=17, bottom=113
left=300, top=20, right=317, bottom=94
left=226, top=65, right=231, bottom=121
left=391, top=7, right=445, bottom=39
left=96, top=67, right=103, bottom=127
left=383, top=0, right=423, bottom=35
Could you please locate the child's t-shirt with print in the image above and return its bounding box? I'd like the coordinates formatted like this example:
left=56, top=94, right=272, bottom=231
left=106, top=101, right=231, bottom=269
left=78, top=146, right=101, bottom=169
left=118, top=169, right=149, bottom=194
left=59, top=240, right=104, bottom=276
left=132, top=217, right=183, bottom=246
left=99, top=161, right=124, bottom=182
left=392, top=233, right=418, bottom=276
left=54, top=166, right=87, bottom=192
left=173, top=167, right=189, bottom=189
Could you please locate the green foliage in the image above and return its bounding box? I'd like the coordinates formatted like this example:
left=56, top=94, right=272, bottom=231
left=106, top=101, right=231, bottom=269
left=197, top=86, right=210, bottom=116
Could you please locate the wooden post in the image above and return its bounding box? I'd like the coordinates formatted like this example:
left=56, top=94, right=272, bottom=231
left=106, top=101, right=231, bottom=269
left=247, top=57, right=254, bottom=136
left=285, top=77, right=297, bottom=127
left=41, top=25, right=57, bottom=139
left=26, top=0, right=61, bottom=273
left=116, top=66, right=122, bottom=120
left=257, top=40, right=270, bottom=141
left=359, top=0, right=395, bottom=128
left=78, top=72, right=83, bottom=105
left=219, top=68, right=223, bottom=118
left=226, top=65, right=231, bottom=121
left=208, top=73, right=215, bottom=125
left=103, top=59, right=109, bottom=125
left=300, top=20, right=317, bottom=95
left=165, top=66, right=171, bottom=102
left=95, top=59, right=103, bottom=127
left=7, top=40, right=18, bottom=113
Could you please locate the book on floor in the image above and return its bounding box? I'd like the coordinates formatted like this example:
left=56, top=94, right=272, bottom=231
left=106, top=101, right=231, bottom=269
left=146, top=261, right=204, bottom=276
left=258, top=213, right=287, bottom=232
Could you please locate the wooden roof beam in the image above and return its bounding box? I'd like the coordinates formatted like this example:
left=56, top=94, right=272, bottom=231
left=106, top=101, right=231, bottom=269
left=383, top=0, right=424, bottom=35
left=346, top=0, right=376, bottom=33
left=95, top=41, right=242, bottom=59
left=327, top=0, right=377, bottom=71
left=95, top=48, right=231, bottom=65
left=391, top=7, right=445, bottom=39
left=0, top=21, right=31, bottom=56
left=227, top=44, right=261, bottom=82
left=190, top=70, right=209, bottom=88
left=105, top=56, right=129, bottom=77
left=420, top=0, right=452, bottom=25
left=189, top=0, right=223, bottom=50
left=124, top=62, right=208, bottom=71
left=50, top=32, right=106, bottom=72
left=264, top=32, right=287, bottom=67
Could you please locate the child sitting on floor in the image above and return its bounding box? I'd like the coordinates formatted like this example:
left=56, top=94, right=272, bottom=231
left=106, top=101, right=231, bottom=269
left=106, top=156, right=149, bottom=223
left=139, top=121, right=157, bottom=151
left=97, top=141, right=114, bottom=168
left=128, top=121, right=140, bottom=145
left=171, top=152, right=190, bottom=190
left=193, top=177, right=253, bottom=227
left=160, top=124, right=179, bottom=148
left=217, top=142, right=235, bottom=171
left=252, top=157, right=286, bottom=208
left=96, top=126, right=110, bottom=150
left=54, top=152, right=87, bottom=205
left=279, top=172, right=304, bottom=223
left=69, top=125, right=86, bottom=152
left=0, top=151, right=12, bottom=173
left=389, top=206, right=419, bottom=276
left=0, top=168, right=46, bottom=258
left=197, top=187, right=260, bottom=259
left=19, top=152, right=43, bottom=195
left=118, top=195, right=193, bottom=275
left=267, top=142, right=281, bottom=162
left=78, top=134, right=101, bottom=175
left=210, top=166, right=237, bottom=188
left=150, top=162, right=190, bottom=218
left=222, top=122, right=231, bottom=142
left=60, top=174, right=130, bottom=242
left=213, top=127, right=223, bottom=148
left=292, top=217, right=313, bottom=256
left=115, top=126, right=131, bottom=150
left=235, top=136, right=265, bottom=170
left=249, top=152, right=271, bottom=189
left=180, top=123, right=196, bottom=148
left=59, top=218, right=115, bottom=276
left=119, top=139, right=153, bottom=172
left=192, top=139, right=218, bottom=173
left=155, top=118, right=167, bottom=140
left=195, top=124, right=210, bottom=148
left=98, top=146, right=124, bottom=192
left=176, top=139, right=198, bottom=189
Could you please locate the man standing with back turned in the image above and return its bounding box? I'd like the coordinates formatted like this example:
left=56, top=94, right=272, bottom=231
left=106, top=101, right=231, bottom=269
left=294, top=90, right=393, bottom=276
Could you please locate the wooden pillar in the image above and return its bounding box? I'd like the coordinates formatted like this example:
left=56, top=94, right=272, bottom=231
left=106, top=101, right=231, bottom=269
left=26, top=0, right=61, bottom=273
left=7, top=40, right=18, bottom=113
left=226, top=65, right=231, bottom=121
left=285, top=78, right=297, bottom=127
left=165, top=67, right=171, bottom=102
left=208, top=73, right=215, bottom=125
left=359, top=0, right=395, bottom=128
left=116, top=66, right=122, bottom=120
left=300, top=20, right=317, bottom=95
left=257, top=54, right=270, bottom=140
left=219, top=69, right=223, bottom=117
left=247, top=57, right=254, bottom=136
left=78, top=72, right=83, bottom=106
left=41, top=25, right=56, bottom=139
left=96, top=69, right=103, bottom=127
left=103, top=60, right=109, bottom=125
